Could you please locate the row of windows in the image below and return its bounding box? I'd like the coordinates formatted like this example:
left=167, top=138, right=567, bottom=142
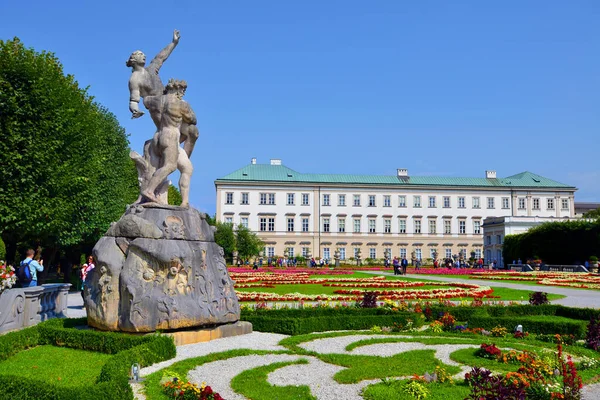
left=221, top=215, right=482, bottom=234
left=263, top=246, right=482, bottom=261
left=225, top=192, right=570, bottom=211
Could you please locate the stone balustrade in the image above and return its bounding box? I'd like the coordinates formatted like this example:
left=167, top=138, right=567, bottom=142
left=542, top=264, right=588, bottom=273
left=0, top=283, right=71, bottom=335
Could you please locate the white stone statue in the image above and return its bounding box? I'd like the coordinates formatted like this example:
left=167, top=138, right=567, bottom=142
left=126, top=30, right=198, bottom=207
left=141, top=79, right=198, bottom=207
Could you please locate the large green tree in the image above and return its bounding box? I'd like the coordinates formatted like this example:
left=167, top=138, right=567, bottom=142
left=213, top=222, right=236, bottom=262
left=235, top=224, right=264, bottom=260
left=0, top=38, right=139, bottom=265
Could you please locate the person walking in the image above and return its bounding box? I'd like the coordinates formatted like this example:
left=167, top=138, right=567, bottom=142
left=401, top=256, right=408, bottom=275
left=19, top=249, right=43, bottom=287
left=80, top=255, right=95, bottom=300
left=393, top=257, right=400, bottom=275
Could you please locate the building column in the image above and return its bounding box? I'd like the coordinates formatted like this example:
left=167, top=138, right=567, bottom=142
left=555, top=194, right=561, bottom=217
left=526, top=194, right=532, bottom=216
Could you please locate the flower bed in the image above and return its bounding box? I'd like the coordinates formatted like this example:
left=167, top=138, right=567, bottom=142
left=235, top=287, right=493, bottom=302
left=470, top=271, right=600, bottom=289
left=409, top=268, right=482, bottom=275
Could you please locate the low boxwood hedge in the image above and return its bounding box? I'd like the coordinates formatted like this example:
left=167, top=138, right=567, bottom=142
left=243, top=311, right=424, bottom=335
left=467, top=316, right=588, bottom=338
left=0, top=318, right=176, bottom=400
left=242, top=304, right=599, bottom=339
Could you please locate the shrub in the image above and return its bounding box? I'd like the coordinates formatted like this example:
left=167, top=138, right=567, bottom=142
left=464, top=367, right=527, bottom=400
left=361, top=291, right=378, bottom=308
left=163, top=379, right=224, bottom=400
left=439, top=312, right=456, bottom=331
left=585, top=313, right=600, bottom=351
left=402, top=380, right=429, bottom=399
left=475, top=343, right=502, bottom=360
left=243, top=312, right=424, bottom=335
left=490, top=326, right=508, bottom=337
left=529, top=292, right=549, bottom=306
left=0, top=325, right=40, bottom=361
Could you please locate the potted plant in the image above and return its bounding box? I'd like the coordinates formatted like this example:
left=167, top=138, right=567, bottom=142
left=0, top=262, right=17, bottom=296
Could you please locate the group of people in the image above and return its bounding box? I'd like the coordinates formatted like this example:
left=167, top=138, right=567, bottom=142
left=309, top=258, right=329, bottom=268
left=16, top=250, right=95, bottom=301
left=392, top=257, right=410, bottom=275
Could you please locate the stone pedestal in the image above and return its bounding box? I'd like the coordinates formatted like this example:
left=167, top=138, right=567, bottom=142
left=84, top=204, right=240, bottom=332
left=161, top=321, right=252, bottom=346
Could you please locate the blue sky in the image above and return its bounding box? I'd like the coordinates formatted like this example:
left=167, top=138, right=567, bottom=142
left=2, top=1, right=598, bottom=213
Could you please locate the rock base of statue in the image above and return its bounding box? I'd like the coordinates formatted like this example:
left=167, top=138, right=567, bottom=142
left=84, top=204, right=240, bottom=332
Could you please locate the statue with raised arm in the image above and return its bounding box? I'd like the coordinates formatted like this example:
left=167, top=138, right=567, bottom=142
left=126, top=29, right=180, bottom=119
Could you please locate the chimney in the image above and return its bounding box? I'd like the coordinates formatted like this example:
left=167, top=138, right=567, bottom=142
left=486, top=170, right=497, bottom=179
left=397, top=168, right=408, bottom=177
left=251, top=157, right=257, bottom=165
left=270, top=159, right=282, bottom=166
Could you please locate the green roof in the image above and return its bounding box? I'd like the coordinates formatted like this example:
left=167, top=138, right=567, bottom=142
left=215, top=164, right=575, bottom=189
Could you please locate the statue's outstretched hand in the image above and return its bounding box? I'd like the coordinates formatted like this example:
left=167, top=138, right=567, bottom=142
left=131, top=110, right=145, bottom=119
left=173, top=30, right=180, bottom=44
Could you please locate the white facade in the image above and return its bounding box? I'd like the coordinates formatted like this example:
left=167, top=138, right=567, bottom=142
left=215, top=160, right=576, bottom=262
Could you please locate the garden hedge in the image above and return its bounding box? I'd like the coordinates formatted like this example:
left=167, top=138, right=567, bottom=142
left=242, top=304, right=599, bottom=338
left=242, top=310, right=424, bottom=334
left=502, top=219, right=600, bottom=264
left=0, top=318, right=176, bottom=399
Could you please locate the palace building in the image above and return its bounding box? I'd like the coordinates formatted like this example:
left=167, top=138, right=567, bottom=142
left=215, top=158, right=576, bottom=263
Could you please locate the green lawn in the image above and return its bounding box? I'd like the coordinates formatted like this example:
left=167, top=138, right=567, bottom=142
left=317, top=350, right=461, bottom=383
left=0, top=345, right=111, bottom=386
left=363, top=381, right=472, bottom=400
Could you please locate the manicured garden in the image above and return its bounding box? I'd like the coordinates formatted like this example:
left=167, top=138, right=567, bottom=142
left=231, top=269, right=566, bottom=303
left=141, top=301, right=600, bottom=400
left=1, top=300, right=600, bottom=399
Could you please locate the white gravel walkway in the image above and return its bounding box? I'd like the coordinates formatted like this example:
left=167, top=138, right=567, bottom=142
left=268, top=356, right=380, bottom=400
left=188, top=354, right=302, bottom=400
left=299, top=334, right=477, bottom=379
left=140, top=331, right=288, bottom=376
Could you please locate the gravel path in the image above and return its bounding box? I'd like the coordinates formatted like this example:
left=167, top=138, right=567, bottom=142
left=300, top=334, right=477, bottom=379
left=188, top=354, right=301, bottom=400
left=140, top=331, right=288, bottom=376
left=66, top=292, right=87, bottom=318
left=268, top=356, right=380, bottom=400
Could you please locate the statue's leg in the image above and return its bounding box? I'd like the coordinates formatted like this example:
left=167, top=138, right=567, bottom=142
left=177, top=148, right=193, bottom=208
left=181, top=124, right=199, bottom=158
left=142, top=129, right=179, bottom=203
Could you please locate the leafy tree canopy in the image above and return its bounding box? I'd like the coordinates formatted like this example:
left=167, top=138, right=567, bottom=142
left=235, top=224, right=264, bottom=259
left=583, top=208, right=600, bottom=220
left=213, top=222, right=236, bottom=261
left=0, top=38, right=139, bottom=260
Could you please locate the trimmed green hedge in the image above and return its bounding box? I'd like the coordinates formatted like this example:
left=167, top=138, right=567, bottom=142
left=467, top=316, right=588, bottom=338
left=243, top=311, right=424, bottom=335
left=242, top=304, right=599, bottom=339
left=0, top=318, right=176, bottom=400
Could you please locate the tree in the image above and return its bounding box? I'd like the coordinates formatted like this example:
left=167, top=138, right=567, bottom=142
left=213, top=222, right=235, bottom=262
left=583, top=208, right=600, bottom=220
left=0, top=38, right=139, bottom=265
left=235, top=224, right=264, bottom=260
left=168, top=185, right=182, bottom=206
